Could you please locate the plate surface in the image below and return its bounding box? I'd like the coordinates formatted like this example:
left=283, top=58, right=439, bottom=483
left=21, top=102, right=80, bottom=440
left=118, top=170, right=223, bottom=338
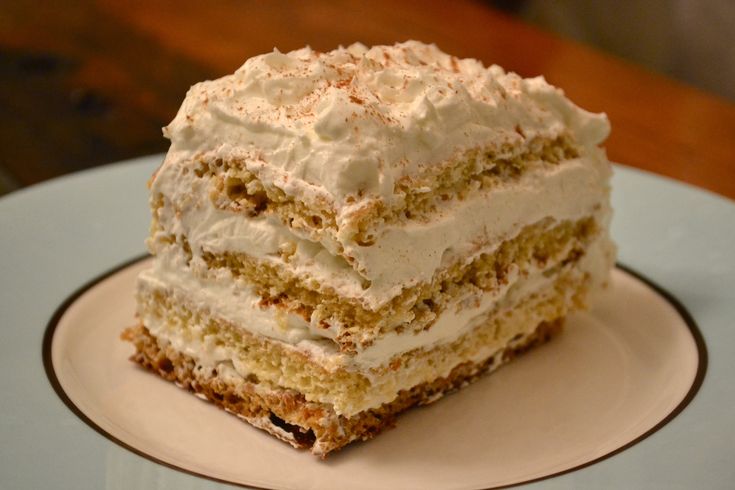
left=46, top=258, right=702, bottom=490
left=1, top=155, right=735, bottom=489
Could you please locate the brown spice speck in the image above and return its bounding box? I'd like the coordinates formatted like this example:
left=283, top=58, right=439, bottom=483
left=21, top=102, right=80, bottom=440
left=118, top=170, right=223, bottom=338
left=450, top=56, right=460, bottom=73
left=334, top=77, right=353, bottom=89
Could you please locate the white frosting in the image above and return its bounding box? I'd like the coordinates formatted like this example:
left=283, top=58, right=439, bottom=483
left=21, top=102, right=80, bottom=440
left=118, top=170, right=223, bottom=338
left=139, top=235, right=611, bottom=414
left=141, top=41, right=615, bottom=414
left=152, top=150, right=610, bottom=309
left=139, top=231, right=612, bottom=373
left=152, top=41, right=612, bottom=306
left=160, top=40, right=609, bottom=210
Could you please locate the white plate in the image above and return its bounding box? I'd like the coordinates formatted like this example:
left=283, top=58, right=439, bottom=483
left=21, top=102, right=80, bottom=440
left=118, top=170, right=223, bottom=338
left=2, top=156, right=734, bottom=489
left=46, top=258, right=703, bottom=490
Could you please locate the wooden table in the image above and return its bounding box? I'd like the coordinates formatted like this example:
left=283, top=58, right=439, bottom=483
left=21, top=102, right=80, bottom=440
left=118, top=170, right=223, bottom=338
left=2, top=0, right=734, bottom=199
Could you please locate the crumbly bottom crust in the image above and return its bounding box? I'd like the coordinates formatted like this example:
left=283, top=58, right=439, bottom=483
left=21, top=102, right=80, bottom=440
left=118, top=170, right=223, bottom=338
left=123, top=317, right=563, bottom=458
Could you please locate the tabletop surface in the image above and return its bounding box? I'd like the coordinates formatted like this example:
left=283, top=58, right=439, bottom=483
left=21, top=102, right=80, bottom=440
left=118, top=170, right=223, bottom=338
left=1, top=0, right=734, bottom=199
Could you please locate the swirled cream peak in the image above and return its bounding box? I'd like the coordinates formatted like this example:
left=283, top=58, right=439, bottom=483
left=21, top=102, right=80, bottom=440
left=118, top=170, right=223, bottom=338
left=163, top=41, right=609, bottom=207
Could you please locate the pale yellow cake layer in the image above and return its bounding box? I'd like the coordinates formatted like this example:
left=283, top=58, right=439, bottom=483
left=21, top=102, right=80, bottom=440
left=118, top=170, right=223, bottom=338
left=125, top=316, right=564, bottom=457
left=135, top=264, right=589, bottom=417
left=151, top=135, right=580, bottom=249
left=148, top=215, right=598, bottom=353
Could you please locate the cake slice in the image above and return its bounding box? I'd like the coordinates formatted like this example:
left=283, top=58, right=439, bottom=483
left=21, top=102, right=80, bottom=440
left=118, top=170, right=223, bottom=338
left=125, top=41, right=615, bottom=457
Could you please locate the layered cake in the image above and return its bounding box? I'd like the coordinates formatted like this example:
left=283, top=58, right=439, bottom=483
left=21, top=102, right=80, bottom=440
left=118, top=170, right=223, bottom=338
left=124, top=41, right=615, bottom=457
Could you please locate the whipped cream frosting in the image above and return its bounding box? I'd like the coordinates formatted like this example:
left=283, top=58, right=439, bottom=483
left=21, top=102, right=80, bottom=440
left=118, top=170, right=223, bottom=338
left=152, top=41, right=613, bottom=304
left=139, top=230, right=613, bottom=373
left=139, top=234, right=613, bottom=415
left=161, top=41, right=610, bottom=210
left=139, top=41, right=616, bottom=415
left=152, top=148, right=611, bottom=309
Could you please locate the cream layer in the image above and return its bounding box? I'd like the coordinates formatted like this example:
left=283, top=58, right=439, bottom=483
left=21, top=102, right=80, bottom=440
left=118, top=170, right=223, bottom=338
left=152, top=150, right=610, bottom=310
left=138, top=240, right=607, bottom=415
left=162, top=42, right=610, bottom=209
left=137, top=230, right=612, bottom=374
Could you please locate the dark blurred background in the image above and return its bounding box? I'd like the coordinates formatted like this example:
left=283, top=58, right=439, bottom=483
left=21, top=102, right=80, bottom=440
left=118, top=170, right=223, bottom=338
left=493, top=0, right=735, bottom=101
left=1, top=0, right=734, bottom=198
